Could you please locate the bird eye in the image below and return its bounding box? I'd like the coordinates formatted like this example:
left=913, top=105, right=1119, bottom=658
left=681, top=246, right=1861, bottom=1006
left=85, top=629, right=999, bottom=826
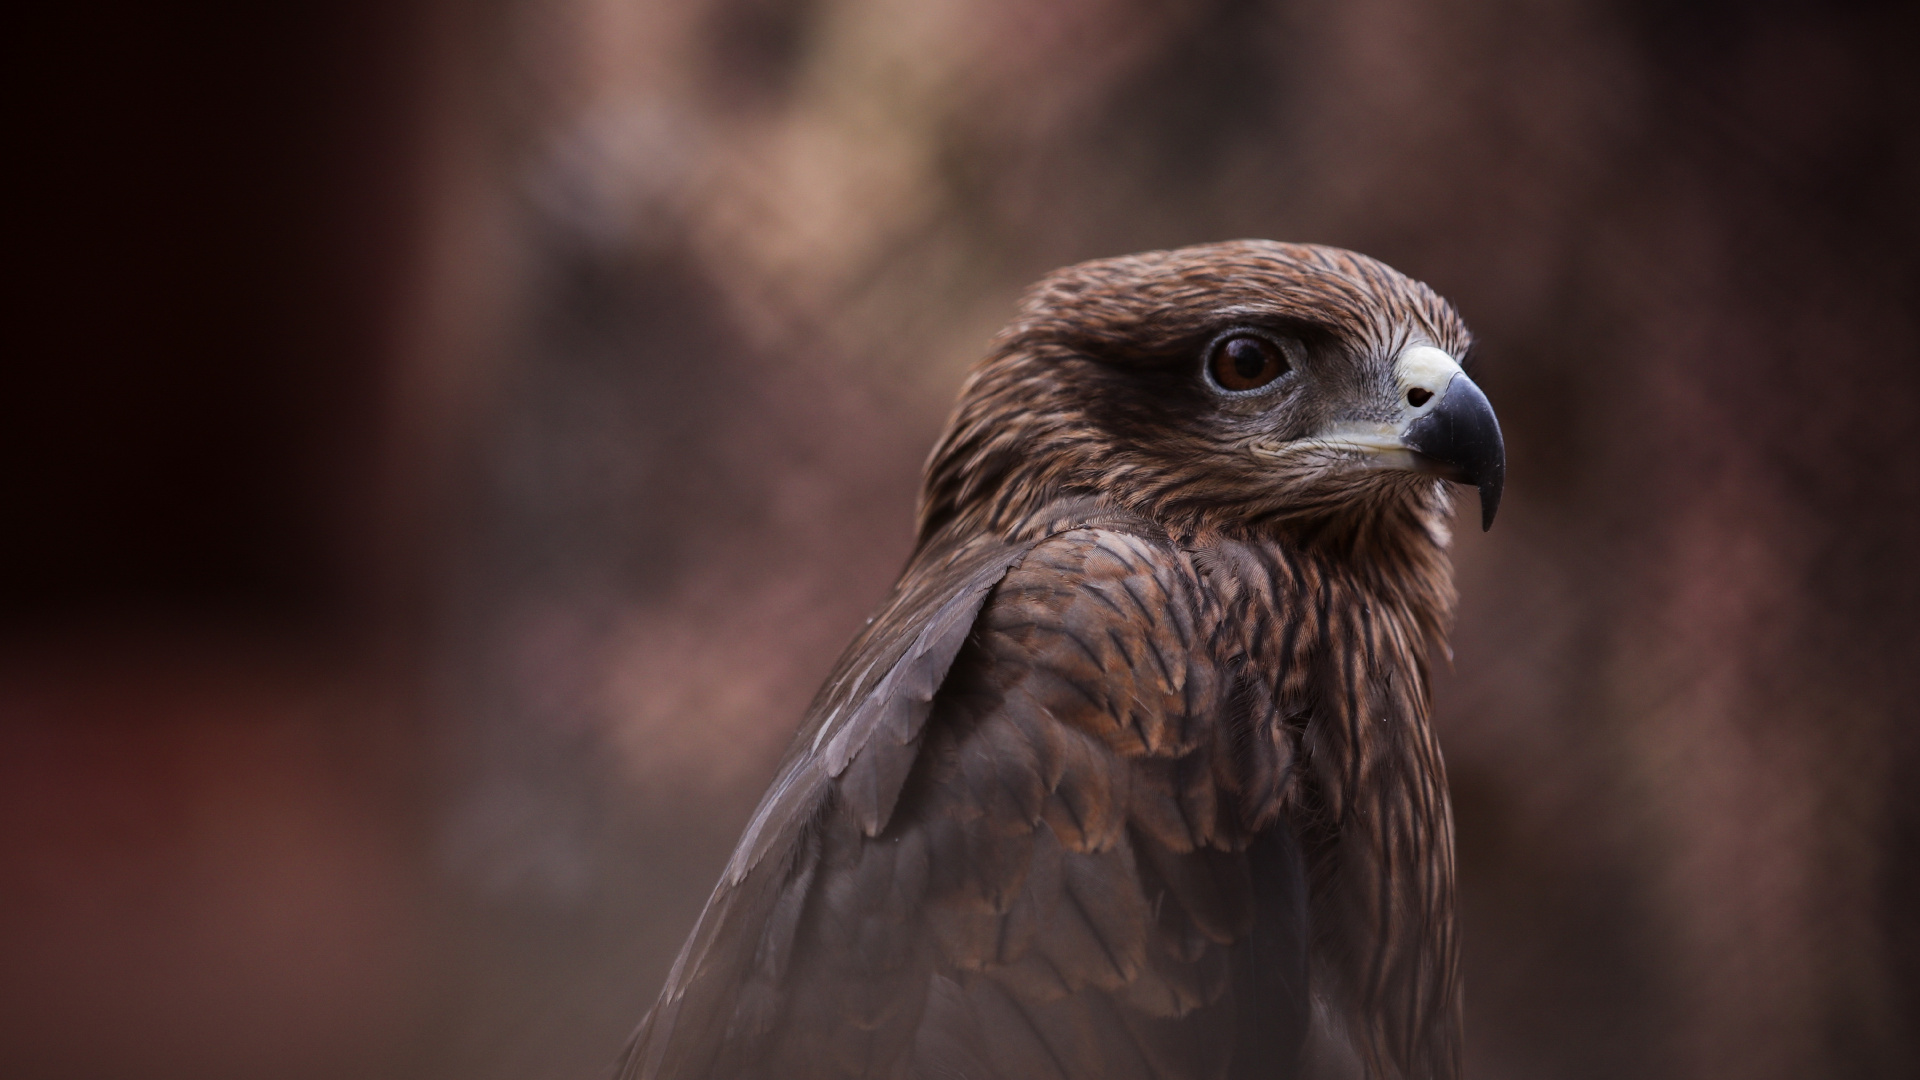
left=1207, top=334, right=1289, bottom=392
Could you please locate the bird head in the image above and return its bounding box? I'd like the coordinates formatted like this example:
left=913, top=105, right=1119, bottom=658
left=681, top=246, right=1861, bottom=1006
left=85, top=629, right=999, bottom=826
left=918, top=240, right=1504, bottom=554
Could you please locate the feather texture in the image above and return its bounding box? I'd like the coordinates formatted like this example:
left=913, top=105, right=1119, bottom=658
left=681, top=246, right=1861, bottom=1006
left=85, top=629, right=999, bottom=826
left=622, top=241, right=1478, bottom=1080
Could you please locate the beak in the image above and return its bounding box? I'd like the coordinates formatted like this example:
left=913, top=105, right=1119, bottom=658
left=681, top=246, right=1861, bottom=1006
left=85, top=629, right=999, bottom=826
left=1403, top=371, right=1505, bottom=531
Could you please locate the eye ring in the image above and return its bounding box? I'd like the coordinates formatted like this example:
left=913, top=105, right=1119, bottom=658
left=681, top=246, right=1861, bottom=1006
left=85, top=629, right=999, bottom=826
left=1203, top=330, right=1292, bottom=394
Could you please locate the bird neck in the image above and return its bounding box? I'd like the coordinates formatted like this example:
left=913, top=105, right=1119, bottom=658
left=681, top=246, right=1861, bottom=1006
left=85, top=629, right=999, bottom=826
left=1190, top=487, right=1460, bottom=661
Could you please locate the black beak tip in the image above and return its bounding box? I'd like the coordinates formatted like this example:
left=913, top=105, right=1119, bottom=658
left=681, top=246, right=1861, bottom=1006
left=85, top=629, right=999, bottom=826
left=1479, top=471, right=1503, bottom=532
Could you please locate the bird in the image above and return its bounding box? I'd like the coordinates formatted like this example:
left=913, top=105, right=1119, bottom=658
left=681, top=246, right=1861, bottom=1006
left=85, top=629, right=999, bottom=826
left=620, top=240, right=1504, bottom=1080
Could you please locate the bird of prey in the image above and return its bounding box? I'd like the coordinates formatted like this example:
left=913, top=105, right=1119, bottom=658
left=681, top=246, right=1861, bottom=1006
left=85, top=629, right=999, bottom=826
left=622, top=241, right=1503, bottom=1080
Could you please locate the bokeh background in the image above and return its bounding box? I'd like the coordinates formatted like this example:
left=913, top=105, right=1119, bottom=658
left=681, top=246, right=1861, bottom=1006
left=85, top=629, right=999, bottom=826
left=11, top=0, right=1920, bottom=1077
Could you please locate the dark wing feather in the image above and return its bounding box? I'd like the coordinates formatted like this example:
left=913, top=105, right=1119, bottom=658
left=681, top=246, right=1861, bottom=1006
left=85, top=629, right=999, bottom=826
left=623, top=522, right=1039, bottom=1080
left=624, top=512, right=1313, bottom=1080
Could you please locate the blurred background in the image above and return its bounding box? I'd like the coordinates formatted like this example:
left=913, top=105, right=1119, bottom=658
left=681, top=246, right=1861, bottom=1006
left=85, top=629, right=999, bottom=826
left=9, top=0, right=1920, bottom=1077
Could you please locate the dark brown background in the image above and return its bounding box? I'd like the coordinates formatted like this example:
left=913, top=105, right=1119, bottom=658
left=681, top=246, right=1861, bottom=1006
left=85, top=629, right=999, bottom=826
left=8, top=1, right=1918, bottom=1077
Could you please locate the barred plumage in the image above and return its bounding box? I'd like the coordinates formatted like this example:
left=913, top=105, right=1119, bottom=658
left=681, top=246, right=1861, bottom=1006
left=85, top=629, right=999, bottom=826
left=623, top=241, right=1502, bottom=1080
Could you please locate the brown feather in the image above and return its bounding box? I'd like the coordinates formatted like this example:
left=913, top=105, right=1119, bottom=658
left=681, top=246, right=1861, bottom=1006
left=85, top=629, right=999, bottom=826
left=623, top=241, right=1476, bottom=1080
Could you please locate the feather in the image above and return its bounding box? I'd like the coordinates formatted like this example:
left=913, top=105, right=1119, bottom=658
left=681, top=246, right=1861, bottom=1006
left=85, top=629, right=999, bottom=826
left=624, top=241, right=1482, bottom=1080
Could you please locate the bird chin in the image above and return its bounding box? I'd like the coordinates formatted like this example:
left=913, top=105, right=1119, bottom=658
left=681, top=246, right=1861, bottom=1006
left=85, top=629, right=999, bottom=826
left=1245, top=440, right=1454, bottom=528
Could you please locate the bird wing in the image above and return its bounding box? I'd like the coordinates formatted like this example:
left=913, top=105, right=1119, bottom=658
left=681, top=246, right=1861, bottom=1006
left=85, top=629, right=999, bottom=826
left=623, top=509, right=1311, bottom=1080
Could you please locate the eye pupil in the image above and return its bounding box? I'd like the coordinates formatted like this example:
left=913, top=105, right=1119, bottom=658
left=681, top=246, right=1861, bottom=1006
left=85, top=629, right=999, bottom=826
left=1209, top=335, right=1288, bottom=391
left=1231, top=340, right=1266, bottom=380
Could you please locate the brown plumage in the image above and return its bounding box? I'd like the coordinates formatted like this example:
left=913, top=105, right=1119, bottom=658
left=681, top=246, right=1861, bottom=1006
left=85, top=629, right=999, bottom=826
left=621, top=241, right=1504, bottom=1080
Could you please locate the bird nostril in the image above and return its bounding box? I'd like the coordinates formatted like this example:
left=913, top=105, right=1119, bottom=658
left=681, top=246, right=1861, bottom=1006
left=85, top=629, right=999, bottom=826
left=1407, top=387, right=1433, bottom=408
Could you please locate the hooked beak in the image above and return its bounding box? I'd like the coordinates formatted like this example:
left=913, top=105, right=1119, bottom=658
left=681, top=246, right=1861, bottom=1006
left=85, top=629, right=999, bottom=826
left=1404, top=370, right=1505, bottom=531
left=1300, top=345, right=1507, bottom=531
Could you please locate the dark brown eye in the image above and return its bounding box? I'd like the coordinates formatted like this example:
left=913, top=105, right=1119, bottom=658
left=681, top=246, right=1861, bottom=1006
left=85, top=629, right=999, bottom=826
left=1208, top=334, right=1288, bottom=392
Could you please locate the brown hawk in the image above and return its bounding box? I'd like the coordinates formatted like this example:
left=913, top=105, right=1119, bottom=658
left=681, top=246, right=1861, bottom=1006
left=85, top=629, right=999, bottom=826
left=621, top=241, right=1504, bottom=1080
